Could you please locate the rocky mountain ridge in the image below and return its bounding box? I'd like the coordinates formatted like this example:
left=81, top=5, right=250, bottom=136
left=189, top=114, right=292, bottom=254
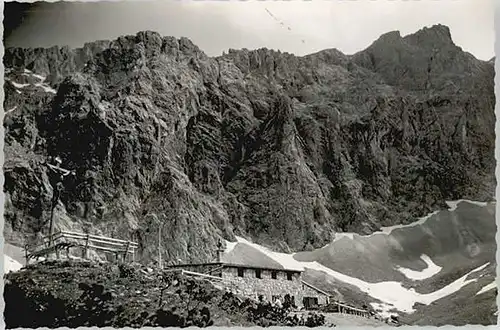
left=3, top=24, right=495, bottom=263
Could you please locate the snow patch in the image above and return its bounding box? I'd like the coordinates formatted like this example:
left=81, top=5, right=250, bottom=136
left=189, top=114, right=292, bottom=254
left=476, top=281, right=496, bottom=295
left=379, top=210, right=440, bottom=235
left=225, top=240, right=237, bottom=253
left=8, top=72, right=54, bottom=93
left=446, top=199, right=489, bottom=212
left=332, top=232, right=356, bottom=242
left=307, top=261, right=489, bottom=314
left=234, top=237, right=490, bottom=315
left=369, top=302, right=398, bottom=319
left=467, top=262, right=490, bottom=275
left=23, top=72, right=47, bottom=83
left=235, top=236, right=304, bottom=271
left=396, top=254, right=442, bottom=281
left=321, top=200, right=491, bottom=246
left=5, top=106, right=18, bottom=114
left=11, top=81, right=30, bottom=89
left=33, top=74, right=47, bottom=82
left=35, top=83, right=57, bottom=94
left=4, top=255, right=23, bottom=274
left=374, top=199, right=490, bottom=235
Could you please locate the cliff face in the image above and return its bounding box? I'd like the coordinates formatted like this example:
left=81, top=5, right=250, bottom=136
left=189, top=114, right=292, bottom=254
left=3, top=25, right=495, bottom=263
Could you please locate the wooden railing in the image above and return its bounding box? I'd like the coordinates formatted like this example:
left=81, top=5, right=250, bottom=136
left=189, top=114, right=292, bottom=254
left=25, top=230, right=139, bottom=265
left=332, top=301, right=371, bottom=318
left=180, top=269, right=224, bottom=281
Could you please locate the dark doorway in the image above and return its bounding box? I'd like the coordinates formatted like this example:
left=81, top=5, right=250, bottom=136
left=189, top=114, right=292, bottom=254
left=303, top=297, right=319, bottom=310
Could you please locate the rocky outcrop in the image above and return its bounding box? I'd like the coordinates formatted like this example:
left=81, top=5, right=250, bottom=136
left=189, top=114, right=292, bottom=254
left=3, top=26, right=495, bottom=262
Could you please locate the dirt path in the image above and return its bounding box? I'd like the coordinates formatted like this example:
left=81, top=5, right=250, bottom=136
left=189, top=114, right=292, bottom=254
left=293, top=311, right=387, bottom=327
left=323, top=313, right=388, bottom=326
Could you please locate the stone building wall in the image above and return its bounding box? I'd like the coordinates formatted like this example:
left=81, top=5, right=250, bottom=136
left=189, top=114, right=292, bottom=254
left=170, top=263, right=330, bottom=308
left=221, top=267, right=317, bottom=308
left=301, top=282, right=329, bottom=305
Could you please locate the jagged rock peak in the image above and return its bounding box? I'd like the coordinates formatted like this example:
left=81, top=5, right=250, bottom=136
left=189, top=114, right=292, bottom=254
left=369, top=24, right=455, bottom=49
left=411, top=24, right=453, bottom=40
left=94, top=31, right=206, bottom=58
left=5, top=31, right=207, bottom=67
left=377, top=30, right=402, bottom=42
left=4, top=31, right=210, bottom=85
left=404, top=24, right=455, bottom=48
left=227, top=47, right=285, bottom=55
left=3, top=24, right=495, bottom=259
left=304, top=48, right=349, bottom=66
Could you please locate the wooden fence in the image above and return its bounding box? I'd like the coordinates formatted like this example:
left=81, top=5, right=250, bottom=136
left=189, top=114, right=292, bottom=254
left=180, top=269, right=224, bottom=282
left=333, top=301, right=371, bottom=318
left=25, top=230, right=139, bottom=266
left=320, top=300, right=371, bottom=318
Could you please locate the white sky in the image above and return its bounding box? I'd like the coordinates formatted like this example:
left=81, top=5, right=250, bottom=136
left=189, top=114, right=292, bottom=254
left=6, top=0, right=495, bottom=60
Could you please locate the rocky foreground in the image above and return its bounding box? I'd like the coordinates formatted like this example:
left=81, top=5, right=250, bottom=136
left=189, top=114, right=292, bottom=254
left=3, top=24, right=495, bottom=263
left=3, top=260, right=328, bottom=328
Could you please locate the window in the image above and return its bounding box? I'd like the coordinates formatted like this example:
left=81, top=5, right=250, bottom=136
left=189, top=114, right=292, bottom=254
left=271, top=271, right=277, bottom=279
left=255, top=269, right=262, bottom=279
left=237, top=268, right=245, bottom=277
left=287, top=272, right=293, bottom=281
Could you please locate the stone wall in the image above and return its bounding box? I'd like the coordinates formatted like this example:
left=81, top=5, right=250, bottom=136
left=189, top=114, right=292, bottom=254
left=221, top=266, right=328, bottom=308
left=171, top=264, right=330, bottom=308
left=301, top=282, right=329, bottom=306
